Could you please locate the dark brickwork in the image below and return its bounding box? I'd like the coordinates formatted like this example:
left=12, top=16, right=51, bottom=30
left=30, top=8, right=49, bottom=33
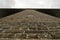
left=0, top=22, right=60, bottom=39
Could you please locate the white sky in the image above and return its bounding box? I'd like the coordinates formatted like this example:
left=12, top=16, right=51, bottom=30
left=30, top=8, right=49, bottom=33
left=0, top=0, right=60, bottom=8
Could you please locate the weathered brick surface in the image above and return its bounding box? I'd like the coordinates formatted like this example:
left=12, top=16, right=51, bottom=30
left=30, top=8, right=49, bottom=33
left=0, top=10, right=60, bottom=39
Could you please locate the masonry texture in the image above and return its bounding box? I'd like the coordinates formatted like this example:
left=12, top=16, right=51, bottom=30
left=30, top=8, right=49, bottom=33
left=0, top=10, right=60, bottom=40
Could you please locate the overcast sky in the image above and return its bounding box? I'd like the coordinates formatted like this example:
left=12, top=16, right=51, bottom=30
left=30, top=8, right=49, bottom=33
left=0, top=0, right=60, bottom=8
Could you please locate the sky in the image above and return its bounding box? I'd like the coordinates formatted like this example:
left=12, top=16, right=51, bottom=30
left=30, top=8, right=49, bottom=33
left=0, top=0, right=60, bottom=8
